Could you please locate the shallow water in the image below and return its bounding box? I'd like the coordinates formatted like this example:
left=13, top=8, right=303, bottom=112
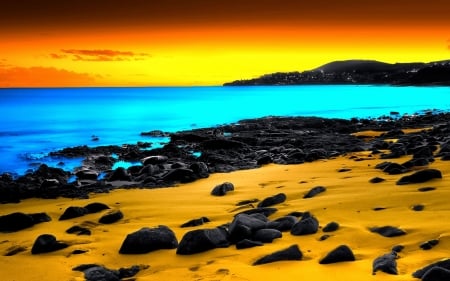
left=1, top=85, right=449, bottom=174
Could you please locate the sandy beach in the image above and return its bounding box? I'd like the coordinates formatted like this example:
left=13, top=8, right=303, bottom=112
left=1, top=142, right=449, bottom=280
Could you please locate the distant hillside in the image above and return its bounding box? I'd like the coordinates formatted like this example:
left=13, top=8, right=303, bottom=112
left=224, top=59, right=450, bottom=86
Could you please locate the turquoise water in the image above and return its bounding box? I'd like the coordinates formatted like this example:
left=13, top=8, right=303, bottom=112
left=1, top=85, right=449, bottom=175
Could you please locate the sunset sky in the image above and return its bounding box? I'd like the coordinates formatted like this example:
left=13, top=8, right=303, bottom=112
left=0, top=0, right=449, bottom=87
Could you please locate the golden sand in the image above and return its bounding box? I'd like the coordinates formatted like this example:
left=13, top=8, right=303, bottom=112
left=1, top=152, right=449, bottom=281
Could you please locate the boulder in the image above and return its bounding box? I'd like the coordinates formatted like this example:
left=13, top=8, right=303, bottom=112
left=370, top=226, right=406, bottom=237
left=422, top=267, right=450, bottom=281
left=291, top=213, right=319, bottom=236
left=228, top=213, right=267, bottom=242
left=396, top=169, right=442, bottom=185
left=75, top=170, right=99, bottom=181
left=413, top=259, right=450, bottom=279
left=31, top=234, right=69, bottom=254
left=323, top=221, right=340, bottom=232
left=257, top=193, right=287, bottom=207
left=162, top=168, right=196, bottom=183
left=319, top=245, right=355, bottom=264
left=99, top=210, right=123, bottom=224
left=303, top=186, right=326, bottom=198
left=59, top=206, right=89, bottom=220
left=176, top=227, right=230, bottom=255
left=142, top=155, right=168, bottom=165
left=236, top=239, right=263, bottom=249
left=253, top=244, right=303, bottom=265
left=119, top=226, right=178, bottom=254
left=189, top=162, right=209, bottom=178
left=211, top=182, right=235, bottom=196
left=84, top=202, right=110, bottom=213
left=372, top=252, right=398, bottom=275
left=107, top=167, right=131, bottom=181
left=252, top=229, right=282, bottom=243
left=0, top=212, right=50, bottom=232
left=266, top=216, right=298, bottom=232
left=181, top=217, right=210, bottom=228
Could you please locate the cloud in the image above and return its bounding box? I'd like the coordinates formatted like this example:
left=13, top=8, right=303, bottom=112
left=0, top=65, right=98, bottom=87
left=51, top=49, right=151, bottom=62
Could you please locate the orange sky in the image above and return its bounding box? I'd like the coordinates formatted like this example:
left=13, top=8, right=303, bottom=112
left=0, top=0, right=449, bottom=87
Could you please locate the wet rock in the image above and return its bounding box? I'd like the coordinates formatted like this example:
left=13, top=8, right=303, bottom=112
left=253, top=244, right=303, bottom=265
left=176, top=227, right=229, bottom=255
left=303, top=186, right=326, bottom=198
left=412, top=204, right=425, bottom=211
left=392, top=245, right=404, bottom=253
left=421, top=267, right=450, bottom=281
left=161, top=168, right=196, bottom=183
left=372, top=252, right=398, bottom=275
left=0, top=212, right=50, bottom=232
left=291, top=213, right=319, bottom=235
left=382, top=163, right=409, bottom=175
left=31, top=234, right=69, bottom=254
left=66, top=225, right=91, bottom=235
left=323, top=221, right=340, bottom=232
left=420, top=239, right=439, bottom=250
left=189, top=162, right=209, bottom=178
left=370, top=226, right=406, bottom=237
left=211, top=182, right=235, bottom=196
left=418, top=187, right=436, bottom=192
left=252, top=229, right=282, bottom=243
left=228, top=213, right=267, bottom=243
left=119, top=226, right=178, bottom=254
left=396, top=169, right=442, bottom=185
left=107, top=167, right=131, bottom=181
left=266, top=216, right=297, bottom=232
left=413, top=259, right=450, bottom=279
left=142, top=155, right=168, bottom=165
left=257, top=155, right=273, bottom=165
left=75, top=170, right=99, bottom=181
left=370, top=177, right=386, bottom=183
left=84, top=202, right=110, bottom=213
left=181, top=217, right=210, bottom=228
left=319, top=245, right=355, bottom=264
left=236, top=207, right=277, bottom=217
left=59, top=206, right=89, bottom=220
left=99, top=210, right=123, bottom=224
left=257, top=193, right=287, bottom=207
left=236, top=239, right=263, bottom=249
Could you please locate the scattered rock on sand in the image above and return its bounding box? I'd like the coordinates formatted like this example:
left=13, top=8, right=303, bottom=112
left=119, top=226, right=178, bottom=254
left=252, top=228, right=282, bottom=243
left=236, top=239, right=263, bottom=249
left=98, top=210, right=124, bottom=224
left=181, top=217, right=211, bottom=228
left=211, top=182, right=235, bottom=196
left=370, top=177, right=386, bottom=183
left=396, top=169, right=442, bottom=185
left=0, top=212, right=51, bottom=232
left=420, top=239, right=439, bottom=250
left=59, top=206, right=89, bottom=220
left=413, top=259, right=450, bottom=279
left=370, top=226, right=406, bottom=237
left=31, top=234, right=69, bottom=254
left=176, top=227, right=230, bottom=255
left=323, top=221, right=340, bottom=232
left=257, top=193, right=287, bottom=207
left=303, top=186, right=326, bottom=199
left=372, top=252, right=398, bottom=275
left=253, top=244, right=303, bottom=265
left=290, top=212, right=319, bottom=235
left=84, top=202, right=110, bottom=213
left=319, top=245, right=355, bottom=264
left=73, top=264, right=143, bottom=281
left=421, top=267, right=450, bottom=281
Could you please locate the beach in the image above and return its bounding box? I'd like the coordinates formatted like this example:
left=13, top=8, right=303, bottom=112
left=1, top=136, right=449, bottom=280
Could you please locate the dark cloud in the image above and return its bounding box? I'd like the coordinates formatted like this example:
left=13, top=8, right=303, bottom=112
left=54, top=49, right=151, bottom=62
left=0, top=65, right=97, bottom=87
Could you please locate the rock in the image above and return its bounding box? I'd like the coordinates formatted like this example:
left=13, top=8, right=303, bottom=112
left=382, top=163, right=409, bottom=175
left=162, top=168, right=196, bottom=183
left=266, top=216, right=297, bottom=232
left=176, top=227, right=230, bottom=255
left=420, top=239, right=439, bottom=250
left=290, top=213, right=319, bottom=236
left=107, top=167, right=131, bottom=181
left=59, top=206, right=89, bottom=220
left=253, top=244, right=303, bottom=265
left=392, top=245, right=404, bottom=253
left=228, top=213, right=267, bottom=242
left=413, top=259, right=450, bottom=279
left=119, top=226, right=178, bottom=254
left=181, top=217, right=210, bottom=228
left=319, top=245, right=355, bottom=264
left=99, top=210, right=124, bottom=224
left=142, top=155, right=168, bottom=165
left=396, top=169, right=442, bottom=185
left=66, top=225, right=91, bottom=235
left=421, top=267, right=450, bottom=281
left=252, top=229, right=282, bottom=243
left=40, top=179, right=60, bottom=189
left=4, top=245, right=27, bottom=256
left=236, top=207, right=277, bottom=217
left=257, top=193, right=287, bottom=207
left=0, top=212, right=50, bottom=232
left=84, top=202, right=110, bottom=213
left=257, top=155, right=273, bottom=165
left=84, top=266, right=120, bottom=281
left=236, top=239, right=263, bottom=249
left=323, top=221, right=340, bottom=232
left=412, top=204, right=425, bottom=211
left=370, top=177, right=386, bottom=183
left=370, top=226, right=406, bottom=237
left=303, top=186, right=326, bottom=198
left=418, top=187, right=436, bottom=192
left=211, top=182, right=235, bottom=196
left=201, top=139, right=246, bottom=150
left=372, top=252, right=398, bottom=275
left=31, top=234, right=69, bottom=254
left=75, top=170, right=99, bottom=181
left=189, top=162, right=209, bottom=178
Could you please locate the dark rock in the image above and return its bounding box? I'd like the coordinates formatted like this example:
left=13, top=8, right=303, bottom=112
left=418, top=187, right=436, bottom=192
left=372, top=252, right=398, bottom=275
left=181, top=217, right=210, bottom=228
left=66, top=225, right=91, bottom=235
left=0, top=212, right=50, bottom=233
left=291, top=213, right=319, bottom=236
left=189, top=162, right=209, bottom=178
left=84, top=202, right=110, bottom=213
left=59, top=206, right=89, bottom=220
left=319, top=245, right=355, bottom=264
left=303, top=186, right=326, bottom=198
left=323, top=221, right=340, bottom=232
left=236, top=207, right=277, bottom=217
left=71, top=249, right=88, bottom=255
left=119, top=226, right=178, bottom=254
left=421, top=267, right=450, bottom=281
left=162, top=168, right=196, bottom=183
left=228, top=213, right=267, bottom=243
left=253, top=244, right=303, bottom=265
left=392, top=245, right=404, bottom=253
left=142, top=155, right=168, bottom=165
left=176, top=227, right=229, bottom=255
left=370, top=177, right=386, bottom=183
left=266, top=216, right=297, bottom=232
left=107, top=167, right=131, bottom=181
left=99, top=210, right=123, bottom=224
left=382, top=163, right=409, bottom=175
left=396, top=169, right=442, bottom=185
left=370, top=226, right=406, bottom=237
left=236, top=239, right=263, bottom=249
left=84, top=266, right=120, bottom=281
left=413, top=259, right=450, bottom=279
left=373, top=207, right=387, bottom=211
left=257, top=193, right=287, bottom=207
left=31, top=234, right=69, bottom=254
left=201, top=139, right=246, bottom=150
left=319, top=234, right=331, bottom=241
left=257, top=155, right=273, bottom=165
left=211, top=182, right=235, bottom=196
left=338, top=168, right=352, bottom=172
left=236, top=198, right=259, bottom=206
left=252, top=229, right=282, bottom=243
left=420, top=239, right=439, bottom=250
left=75, top=170, right=99, bottom=181
left=40, top=178, right=60, bottom=189
left=412, top=204, right=425, bottom=211
left=4, top=245, right=27, bottom=256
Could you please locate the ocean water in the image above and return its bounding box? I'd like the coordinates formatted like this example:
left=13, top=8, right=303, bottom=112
left=1, top=85, right=449, bottom=175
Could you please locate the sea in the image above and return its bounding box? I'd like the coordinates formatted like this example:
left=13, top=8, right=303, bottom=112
left=1, top=85, right=449, bottom=176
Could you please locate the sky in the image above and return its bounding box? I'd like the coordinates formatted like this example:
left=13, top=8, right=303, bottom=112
left=0, top=0, right=449, bottom=87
